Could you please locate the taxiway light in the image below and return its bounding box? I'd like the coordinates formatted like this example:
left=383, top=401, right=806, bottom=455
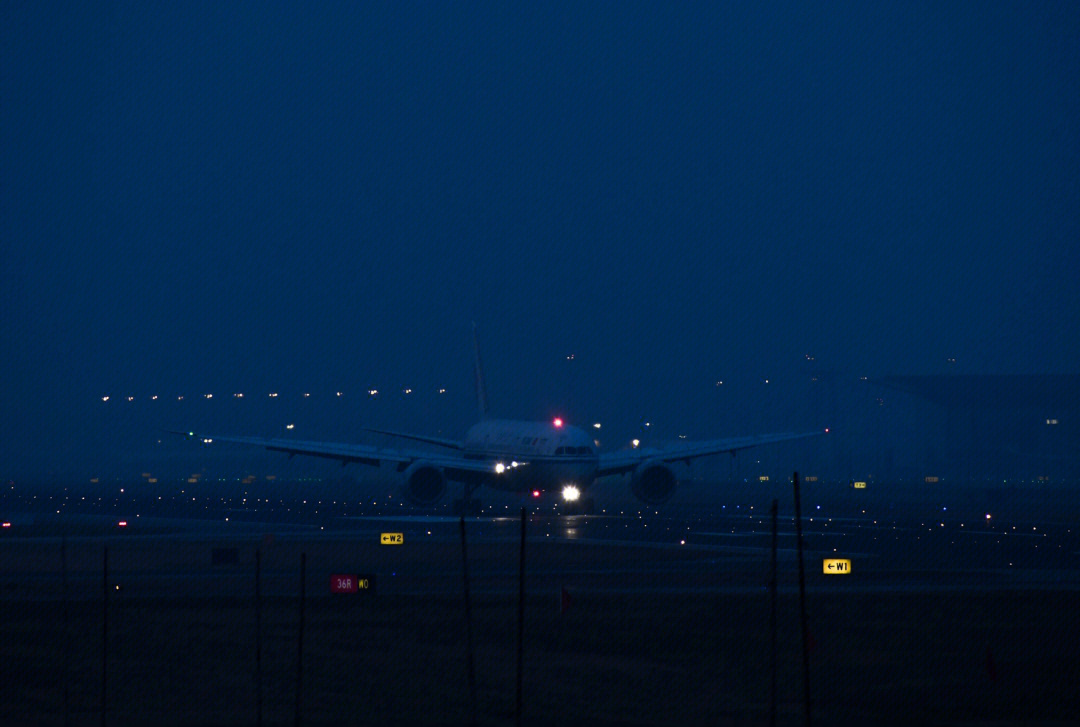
left=562, top=485, right=581, bottom=502
left=269, top=392, right=278, bottom=398
left=102, top=396, right=109, bottom=401
left=632, top=439, right=640, bottom=448
left=2, top=522, right=10, bottom=528
left=593, top=422, right=601, bottom=429
left=495, top=463, right=506, bottom=474
left=286, top=424, right=295, bottom=430
left=553, top=418, right=563, bottom=428
left=204, top=394, right=212, bottom=399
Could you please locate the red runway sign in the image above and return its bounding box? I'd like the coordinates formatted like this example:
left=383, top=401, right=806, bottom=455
left=330, top=574, right=358, bottom=593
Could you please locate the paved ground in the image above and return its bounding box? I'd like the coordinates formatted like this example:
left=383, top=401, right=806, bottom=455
left=2, top=486, right=1079, bottom=725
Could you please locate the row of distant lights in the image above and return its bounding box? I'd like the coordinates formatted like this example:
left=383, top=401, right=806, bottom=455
left=101, top=389, right=448, bottom=402
left=101, top=374, right=875, bottom=401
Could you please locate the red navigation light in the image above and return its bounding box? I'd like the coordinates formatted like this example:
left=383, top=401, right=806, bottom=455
left=532, top=490, right=541, bottom=498
left=553, top=418, right=563, bottom=428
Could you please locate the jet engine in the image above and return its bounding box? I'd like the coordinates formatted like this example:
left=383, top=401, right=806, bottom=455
left=630, top=459, right=678, bottom=505
left=400, top=461, right=448, bottom=506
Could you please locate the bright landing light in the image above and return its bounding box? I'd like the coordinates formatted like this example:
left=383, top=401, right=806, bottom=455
left=562, top=485, right=581, bottom=502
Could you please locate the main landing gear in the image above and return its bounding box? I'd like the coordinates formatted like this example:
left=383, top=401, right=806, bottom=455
left=453, top=488, right=483, bottom=516
left=562, top=496, right=596, bottom=516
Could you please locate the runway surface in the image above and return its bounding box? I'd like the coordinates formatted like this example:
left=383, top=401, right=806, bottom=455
left=3, top=488, right=1078, bottom=600
left=3, top=486, right=1080, bottom=725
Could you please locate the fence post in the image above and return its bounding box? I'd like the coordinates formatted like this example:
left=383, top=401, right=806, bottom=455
left=295, top=552, right=306, bottom=727
left=770, top=499, right=778, bottom=727
left=459, top=517, right=478, bottom=725
left=255, top=547, right=263, bottom=727
left=101, top=546, right=108, bottom=727
left=793, top=472, right=812, bottom=726
left=515, top=507, right=525, bottom=727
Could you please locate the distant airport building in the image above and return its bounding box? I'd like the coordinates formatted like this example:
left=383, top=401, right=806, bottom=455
left=872, top=375, right=1080, bottom=486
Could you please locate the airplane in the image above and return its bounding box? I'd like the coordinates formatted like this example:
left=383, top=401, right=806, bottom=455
left=175, top=325, right=824, bottom=513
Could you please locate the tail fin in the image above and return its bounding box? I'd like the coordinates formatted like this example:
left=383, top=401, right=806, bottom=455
left=472, top=322, right=489, bottom=419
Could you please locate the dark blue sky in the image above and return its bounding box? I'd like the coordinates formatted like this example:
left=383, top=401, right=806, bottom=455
left=3, top=2, right=1078, bottom=478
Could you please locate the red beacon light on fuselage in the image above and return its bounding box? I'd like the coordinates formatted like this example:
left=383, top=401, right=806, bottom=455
left=553, top=418, right=563, bottom=428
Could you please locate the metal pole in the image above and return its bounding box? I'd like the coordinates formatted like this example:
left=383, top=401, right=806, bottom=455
left=459, top=516, right=478, bottom=726
left=515, top=507, right=525, bottom=727
left=255, top=547, right=263, bottom=727
left=63, top=536, right=71, bottom=727
left=792, top=472, right=811, bottom=726
left=101, top=546, right=108, bottom=727
left=295, top=552, right=306, bottom=727
left=770, top=499, right=778, bottom=727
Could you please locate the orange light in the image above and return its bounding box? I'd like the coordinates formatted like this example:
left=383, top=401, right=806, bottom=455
left=553, top=418, right=563, bottom=428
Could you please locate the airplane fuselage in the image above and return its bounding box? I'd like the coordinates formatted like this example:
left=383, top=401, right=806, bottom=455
left=461, top=419, right=598, bottom=494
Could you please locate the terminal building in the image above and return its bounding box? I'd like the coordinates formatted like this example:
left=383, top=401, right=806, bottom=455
left=872, top=374, right=1080, bottom=486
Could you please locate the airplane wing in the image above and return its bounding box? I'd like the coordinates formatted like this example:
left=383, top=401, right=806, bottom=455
left=359, top=427, right=463, bottom=450
left=167, top=431, right=504, bottom=479
left=595, top=430, right=826, bottom=478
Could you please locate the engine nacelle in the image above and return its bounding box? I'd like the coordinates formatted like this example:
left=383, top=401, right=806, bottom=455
left=400, top=461, right=448, bottom=506
left=630, top=459, right=678, bottom=505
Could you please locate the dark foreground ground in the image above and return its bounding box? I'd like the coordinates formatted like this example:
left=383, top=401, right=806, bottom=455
left=3, top=588, right=1079, bottom=726
left=2, top=485, right=1079, bottom=725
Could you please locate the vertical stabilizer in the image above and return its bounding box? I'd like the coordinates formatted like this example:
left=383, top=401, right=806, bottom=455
left=472, top=322, right=489, bottom=419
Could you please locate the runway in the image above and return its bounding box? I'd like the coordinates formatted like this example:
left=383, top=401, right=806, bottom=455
left=3, top=490, right=1078, bottom=600
left=3, top=487, right=1080, bottom=725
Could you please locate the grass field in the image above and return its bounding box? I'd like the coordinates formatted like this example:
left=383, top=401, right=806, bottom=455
left=3, top=587, right=1079, bottom=726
